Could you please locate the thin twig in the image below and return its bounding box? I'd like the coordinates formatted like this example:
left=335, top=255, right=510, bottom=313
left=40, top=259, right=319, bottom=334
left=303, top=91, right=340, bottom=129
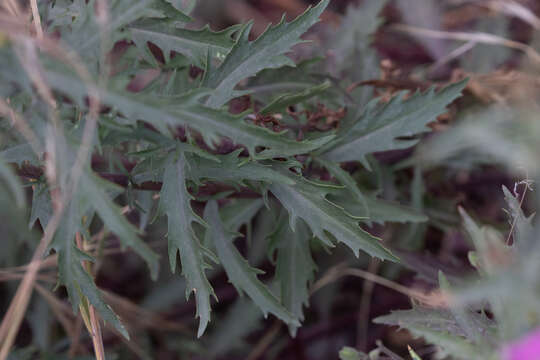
left=355, top=259, right=380, bottom=350
left=102, top=290, right=189, bottom=332
left=0, top=208, right=65, bottom=360
left=76, top=233, right=106, bottom=360
left=486, top=0, right=540, bottom=30
left=310, top=263, right=448, bottom=308
left=506, top=174, right=533, bottom=245
left=392, top=23, right=540, bottom=65
left=2, top=0, right=21, bottom=17
left=30, top=0, right=43, bottom=38
left=430, top=40, right=477, bottom=71
left=0, top=26, right=102, bottom=360
left=245, top=321, right=282, bottom=360
left=88, top=307, right=106, bottom=360
left=0, top=272, right=56, bottom=283
left=14, top=38, right=57, bottom=109
left=1, top=239, right=167, bottom=275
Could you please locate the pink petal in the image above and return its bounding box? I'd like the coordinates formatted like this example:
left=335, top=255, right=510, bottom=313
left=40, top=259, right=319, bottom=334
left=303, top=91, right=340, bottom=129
left=503, top=328, right=540, bottom=360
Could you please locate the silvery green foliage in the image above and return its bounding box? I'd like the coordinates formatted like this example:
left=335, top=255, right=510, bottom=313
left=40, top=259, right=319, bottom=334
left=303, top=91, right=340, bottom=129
left=376, top=185, right=540, bottom=360
left=0, top=0, right=465, bottom=340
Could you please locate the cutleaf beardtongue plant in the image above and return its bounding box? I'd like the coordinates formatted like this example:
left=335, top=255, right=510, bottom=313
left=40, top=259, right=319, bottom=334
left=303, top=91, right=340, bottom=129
left=0, top=0, right=468, bottom=348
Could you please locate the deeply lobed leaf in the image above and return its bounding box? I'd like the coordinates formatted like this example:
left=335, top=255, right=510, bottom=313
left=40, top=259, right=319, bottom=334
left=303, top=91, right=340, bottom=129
left=270, top=216, right=316, bottom=335
left=43, top=68, right=332, bottom=158
left=269, top=172, right=398, bottom=261
left=321, top=79, right=468, bottom=169
left=204, top=200, right=298, bottom=326
left=203, top=0, right=330, bottom=108
left=159, top=151, right=216, bottom=337
left=129, top=23, right=240, bottom=68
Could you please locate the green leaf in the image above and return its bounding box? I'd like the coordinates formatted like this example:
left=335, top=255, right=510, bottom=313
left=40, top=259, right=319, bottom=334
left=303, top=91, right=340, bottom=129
left=458, top=207, right=484, bottom=251
left=331, top=0, right=387, bottom=58
left=203, top=0, right=329, bottom=107
left=187, top=150, right=295, bottom=186
left=29, top=183, right=53, bottom=229
left=329, top=192, right=428, bottom=225
left=269, top=173, right=397, bottom=261
left=200, top=198, right=265, bottom=348
left=129, top=23, right=240, bottom=68
left=438, top=271, right=483, bottom=345
left=373, top=309, right=481, bottom=359
left=49, top=0, right=159, bottom=69
left=414, top=106, right=538, bottom=173
left=247, top=58, right=341, bottom=106
left=159, top=151, right=215, bottom=337
left=0, top=157, right=25, bottom=208
left=150, top=0, right=193, bottom=22
left=403, top=325, right=477, bottom=360
left=338, top=347, right=366, bottom=360
left=81, top=172, right=159, bottom=279
left=374, top=305, right=495, bottom=354
left=321, top=79, right=468, bottom=168
left=328, top=0, right=387, bottom=106
left=375, top=307, right=461, bottom=335
left=315, top=158, right=369, bottom=215
left=502, top=185, right=534, bottom=250
left=408, top=345, right=423, bottom=360
left=219, top=198, right=265, bottom=232
left=271, top=216, right=316, bottom=336
left=50, top=201, right=129, bottom=339
left=203, top=200, right=298, bottom=326
left=128, top=137, right=219, bottom=184
left=0, top=144, right=40, bottom=166
left=260, top=80, right=331, bottom=115
left=43, top=68, right=332, bottom=159
left=164, top=0, right=197, bottom=14
left=458, top=207, right=512, bottom=276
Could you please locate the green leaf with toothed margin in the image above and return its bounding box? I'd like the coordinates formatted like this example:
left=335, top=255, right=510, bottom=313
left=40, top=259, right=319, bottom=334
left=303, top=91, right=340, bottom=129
left=187, top=150, right=296, bottom=186
left=159, top=151, right=216, bottom=337
left=269, top=172, right=397, bottom=261
left=315, top=157, right=370, bottom=216
left=50, top=199, right=130, bottom=340
left=329, top=192, right=428, bottom=225
left=270, top=215, right=316, bottom=336
left=204, top=200, right=298, bottom=326
left=320, top=79, right=468, bottom=169
left=129, top=23, right=241, bottom=68
left=82, top=172, right=159, bottom=280
left=203, top=0, right=330, bottom=108
left=42, top=67, right=333, bottom=159
left=260, top=80, right=331, bottom=115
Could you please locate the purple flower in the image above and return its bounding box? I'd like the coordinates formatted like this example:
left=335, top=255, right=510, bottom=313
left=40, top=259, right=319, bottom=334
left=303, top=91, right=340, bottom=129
left=503, top=328, right=540, bottom=360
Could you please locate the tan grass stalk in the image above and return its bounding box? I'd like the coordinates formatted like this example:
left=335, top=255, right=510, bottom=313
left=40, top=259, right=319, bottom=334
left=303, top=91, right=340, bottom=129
left=0, top=210, right=65, bottom=360
left=30, top=0, right=43, bottom=38
left=2, top=0, right=21, bottom=17
left=245, top=321, right=282, bottom=360
left=311, top=263, right=448, bottom=308
left=0, top=29, right=101, bottom=360
left=392, top=23, right=540, bottom=65
left=76, top=233, right=106, bottom=360
left=487, top=0, right=540, bottom=30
